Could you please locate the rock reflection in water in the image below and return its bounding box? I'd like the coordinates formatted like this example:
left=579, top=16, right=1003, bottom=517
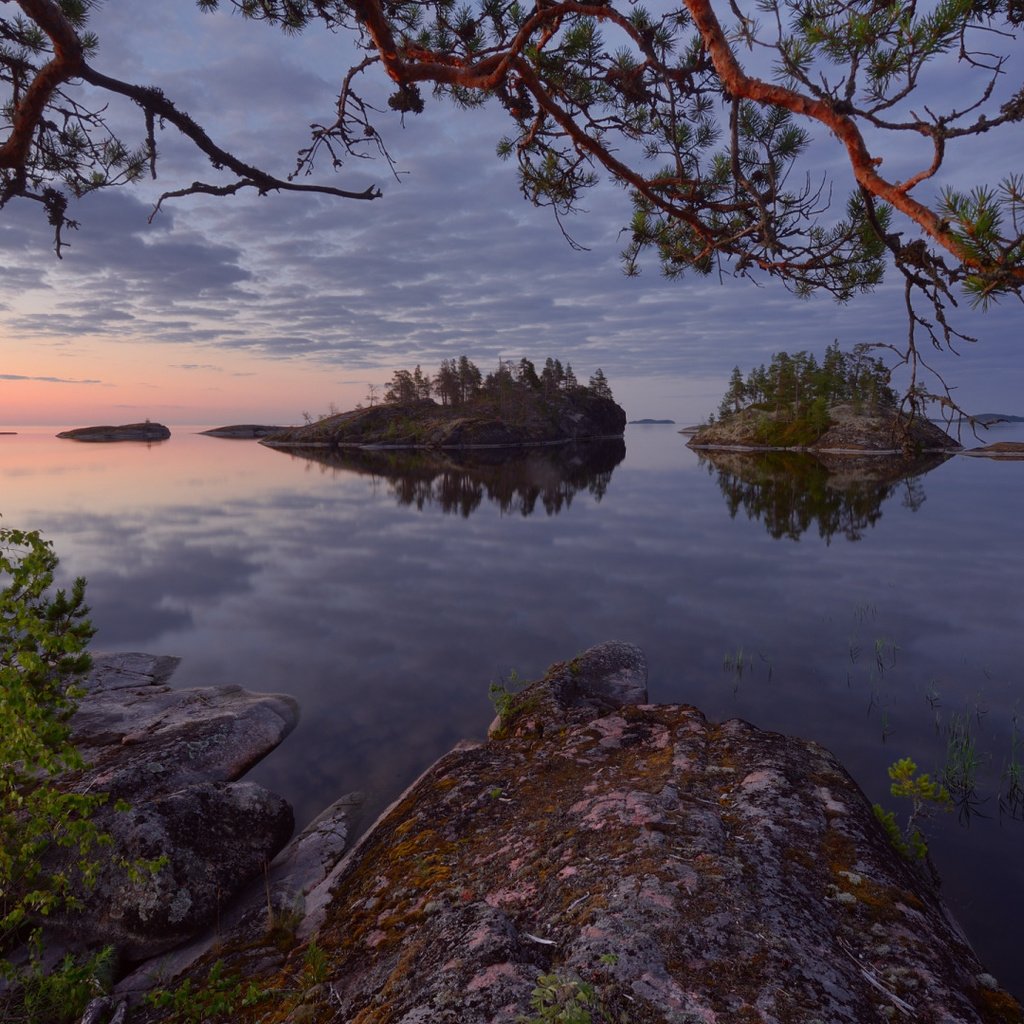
left=697, top=449, right=953, bottom=542
left=270, top=439, right=626, bottom=517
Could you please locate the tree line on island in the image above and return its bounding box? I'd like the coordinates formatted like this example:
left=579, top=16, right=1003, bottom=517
left=288, top=355, right=623, bottom=446
left=713, top=343, right=897, bottom=426
left=375, top=356, right=614, bottom=409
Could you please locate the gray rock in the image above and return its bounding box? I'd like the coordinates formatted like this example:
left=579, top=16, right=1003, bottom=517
left=71, top=653, right=299, bottom=802
left=44, top=655, right=303, bottom=964
left=488, top=642, right=647, bottom=738
left=555, top=640, right=649, bottom=709
left=115, top=792, right=361, bottom=998
left=78, top=997, right=127, bottom=1024
left=266, top=792, right=363, bottom=899
left=68, top=781, right=294, bottom=960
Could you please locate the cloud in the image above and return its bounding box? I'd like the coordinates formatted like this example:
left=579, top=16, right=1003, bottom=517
left=0, top=0, right=1020, bottom=420
left=0, top=373, right=102, bottom=384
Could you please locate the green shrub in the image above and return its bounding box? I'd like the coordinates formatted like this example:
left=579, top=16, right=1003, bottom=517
left=872, top=757, right=952, bottom=861
left=753, top=413, right=829, bottom=447
left=0, top=527, right=112, bottom=1021
left=14, top=947, right=117, bottom=1024
left=517, top=971, right=625, bottom=1024
left=147, top=960, right=271, bottom=1024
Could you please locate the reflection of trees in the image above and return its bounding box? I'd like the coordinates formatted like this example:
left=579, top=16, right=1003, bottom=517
left=697, top=449, right=951, bottom=542
left=271, top=440, right=625, bottom=517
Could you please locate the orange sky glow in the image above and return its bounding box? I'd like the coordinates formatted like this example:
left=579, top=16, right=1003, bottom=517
left=1, top=335, right=374, bottom=428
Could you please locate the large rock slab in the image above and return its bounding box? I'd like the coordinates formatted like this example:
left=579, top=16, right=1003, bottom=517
left=136, top=644, right=1020, bottom=1024
left=45, top=654, right=302, bottom=961
left=71, top=652, right=299, bottom=802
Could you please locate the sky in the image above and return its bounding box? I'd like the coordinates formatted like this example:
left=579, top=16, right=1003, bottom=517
left=1, top=1, right=1021, bottom=428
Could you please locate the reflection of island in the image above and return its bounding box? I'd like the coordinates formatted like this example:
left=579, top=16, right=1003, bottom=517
left=698, top=449, right=952, bottom=542
left=270, top=440, right=626, bottom=517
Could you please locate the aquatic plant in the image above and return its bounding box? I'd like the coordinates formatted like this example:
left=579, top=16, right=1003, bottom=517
left=999, top=715, right=1024, bottom=820
left=943, top=711, right=984, bottom=821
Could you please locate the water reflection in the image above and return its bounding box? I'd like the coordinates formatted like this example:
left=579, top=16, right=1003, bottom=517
left=4, top=428, right=1023, bottom=996
left=697, top=449, right=952, bottom=542
left=266, top=439, right=626, bottom=517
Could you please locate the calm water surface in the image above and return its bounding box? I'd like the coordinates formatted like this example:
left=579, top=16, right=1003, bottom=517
left=2, top=424, right=1022, bottom=994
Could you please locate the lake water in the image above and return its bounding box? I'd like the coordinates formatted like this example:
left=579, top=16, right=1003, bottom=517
left=2, top=423, right=1022, bottom=996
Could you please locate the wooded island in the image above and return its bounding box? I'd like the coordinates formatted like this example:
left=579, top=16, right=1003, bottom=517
left=263, top=357, right=624, bottom=449
left=691, top=344, right=959, bottom=452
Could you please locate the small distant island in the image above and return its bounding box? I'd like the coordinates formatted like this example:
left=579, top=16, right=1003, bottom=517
left=688, top=344, right=959, bottom=453
left=262, top=357, right=625, bottom=449
left=629, top=418, right=676, bottom=424
left=200, top=424, right=291, bottom=439
left=56, top=422, right=171, bottom=442
left=966, top=412, right=1024, bottom=425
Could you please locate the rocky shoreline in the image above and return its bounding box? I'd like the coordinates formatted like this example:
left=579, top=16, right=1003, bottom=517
left=19, top=652, right=360, bottom=1022
left=30, top=647, right=1022, bottom=1023
left=687, top=403, right=961, bottom=454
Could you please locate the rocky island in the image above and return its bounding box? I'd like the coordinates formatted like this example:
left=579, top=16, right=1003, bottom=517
left=57, top=422, right=171, bottom=442
left=689, top=344, right=960, bottom=454
left=966, top=441, right=1024, bottom=458
left=690, top=401, right=960, bottom=452
left=199, top=424, right=291, bottom=438
left=261, top=356, right=625, bottom=449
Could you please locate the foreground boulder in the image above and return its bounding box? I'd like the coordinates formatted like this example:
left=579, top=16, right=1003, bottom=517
left=83, top=782, right=294, bottom=960
left=57, top=423, right=171, bottom=442
left=116, top=791, right=362, bottom=1001
left=134, top=643, right=1020, bottom=1024
left=45, top=654, right=302, bottom=960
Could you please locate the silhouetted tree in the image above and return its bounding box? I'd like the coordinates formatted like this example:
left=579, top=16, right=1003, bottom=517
left=384, top=368, right=418, bottom=403
left=588, top=368, right=613, bottom=400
